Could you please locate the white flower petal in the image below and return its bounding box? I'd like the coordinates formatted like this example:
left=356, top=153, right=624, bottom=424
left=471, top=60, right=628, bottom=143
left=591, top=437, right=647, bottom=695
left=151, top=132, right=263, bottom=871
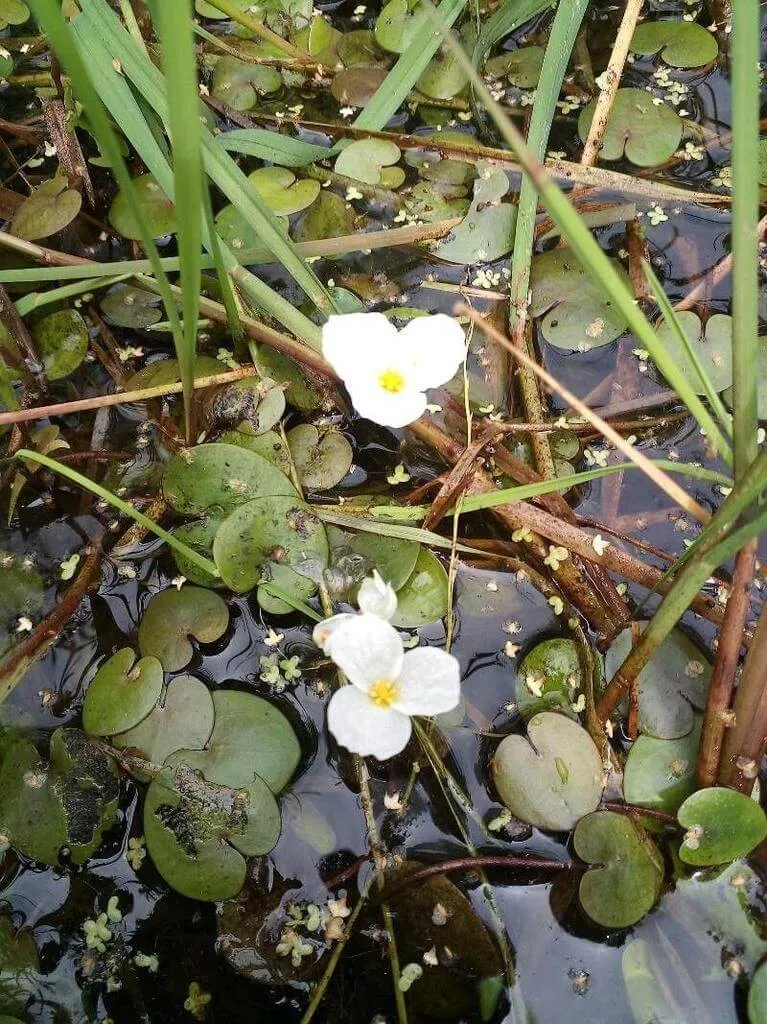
left=399, top=314, right=466, bottom=390
left=312, top=613, right=355, bottom=655
left=327, top=686, right=411, bottom=759
left=394, top=647, right=461, bottom=716
left=322, top=313, right=397, bottom=381
left=326, top=614, right=404, bottom=691
left=358, top=571, right=397, bottom=620
left=346, top=378, right=427, bottom=428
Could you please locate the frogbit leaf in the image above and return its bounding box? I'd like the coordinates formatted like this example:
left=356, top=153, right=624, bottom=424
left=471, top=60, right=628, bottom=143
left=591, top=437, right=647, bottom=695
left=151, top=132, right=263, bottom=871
left=630, top=20, right=718, bottom=68
left=578, top=88, right=683, bottom=166
left=82, top=647, right=164, bottom=736
left=484, top=45, right=544, bottom=87
left=374, top=0, right=428, bottom=55
left=245, top=166, right=320, bottom=216
left=655, top=311, right=733, bottom=394
left=515, top=637, right=584, bottom=720
left=623, top=717, right=699, bottom=814
left=391, top=547, right=449, bottom=628
left=0, top=0, right=30, bottom=30
left=334, top=138, right=401, bottom=186
left=211, top=56, right=281, bottom=110
left=32, top=309, right=89, bottom=381
left=287, top=424, right=353, bottom=491
left=677, top=788, right=767, bottom=866
left=108, top=174, right=177, bottom=239
left=10, top=176, right=82, bottom=241
left=138, top=586, right=229, bottom=672
left=327, top=525, right=420, bottom=594
left=100, top=285, right=162, bottom=328
left=435, top=161, right=516, bottom=264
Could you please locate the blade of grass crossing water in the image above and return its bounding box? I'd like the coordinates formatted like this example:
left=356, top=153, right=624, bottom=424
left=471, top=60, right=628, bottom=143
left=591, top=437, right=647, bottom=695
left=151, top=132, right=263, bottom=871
left=731, top=0, right=760, bottom=478
left=154, top=0, right=203, bottom=439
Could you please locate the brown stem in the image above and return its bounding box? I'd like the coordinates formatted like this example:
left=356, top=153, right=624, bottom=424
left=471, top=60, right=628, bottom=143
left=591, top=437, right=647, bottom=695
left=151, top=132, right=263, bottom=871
left=0, top=284, right=47, bottom=395
left=376, top=855, right=571, bottom=902
left=718, top=598, right=767, bottom=790
left=602, top=801, right=678, bottom=827
left=696, top=540, right=757, bottom=786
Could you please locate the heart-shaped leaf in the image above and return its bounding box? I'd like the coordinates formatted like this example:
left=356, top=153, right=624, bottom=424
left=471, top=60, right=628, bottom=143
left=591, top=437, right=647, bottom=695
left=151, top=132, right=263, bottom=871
left=171, top=518, right=223, bottom=589
left=327, top=525, right=420, bottom=594
left=100, top=285, right=162, bottom=329
left=515, top=637, right=584, bottom=720
left=605, top=626, right=710, bottom=739
left=109, top=174, right=177, bottom=239
left=0, top=0, right=30, bottom=30
left=338, top=28, right=385, bottom=67
left=82, top=647, right=164, bottom=737
left=138, top=586, right=229, bottom=672
left=215, top=200, right=287, bottom=251
left=10, top=176, right=81, bottom=241
left=287, top=424, right=353, bottom=491
left=654, top=311, right=733, bottom=393
left=530, top=248, right=631, bottom=350
left=211, top=56, right=281, bottom=110
left=404, top=182, right=469, bottom=223
left=492, top=712, right=603, bottom=831
left=374, top=0, right=427, bottom=54
left=144, top=763, right=280, bottom=901
left=32, top=308, right=89, bottom=381
left=212, top=495, right=328, bottom=605
left=220, top=425, right=293, bottom=475
left=294, top=13, right=342, bottom=63
left=574, top=810, right=664, bottom=928
left=435, top=162, right=516, bottom=264
left=391, top=547, right=449, bottom=628
left=168, top=689, right=300, bottom=793
left=623, top=718, right=699, bottom=814
left=293, top=190, right=358, bottom=245
left=113, top=674, right=215, bottom=769
left=630, top=20, right=718, bottom=68
left=163, top=442, right=297, bottom=518
left=578, top=88, right=682, bottom=166
left=331, top=67, right=388, bottom=107
left=334, top=138, right=401, bottom=186
left=417, top=42, right=470, bottom=100
left=677, top=788, right=767, bottom=866
left=485, top=45, right=544, bottom=87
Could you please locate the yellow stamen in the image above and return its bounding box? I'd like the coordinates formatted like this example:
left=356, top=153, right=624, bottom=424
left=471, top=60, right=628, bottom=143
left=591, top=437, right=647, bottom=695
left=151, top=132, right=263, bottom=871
left=369, top=678, right=400, bottom=707
left=378, top=369, right=405, bottom=394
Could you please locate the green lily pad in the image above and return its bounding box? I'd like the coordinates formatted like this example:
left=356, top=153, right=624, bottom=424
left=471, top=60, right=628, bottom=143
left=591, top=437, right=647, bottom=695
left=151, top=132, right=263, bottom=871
left=144, top=763, right=280, bottom=901
left=492, top=712, right=603, bottom=831
left=435, top=161, right=516, bottom=264
left=220, top=425, right=293, bottom=475
left=100, top=285, right=162, bottom=329
left=334, top=138, right=401, bottom=186
left=138, top=586, right=229, bottom=672
left=109, top=174, right=177, bottom=239
left=605, top=626, right=711, bottom=739
left=327, top=525, right=420, bottom=594
left=485, top=45, right=544, bottom=87
left=31, top=308, right=89, bottom=381
left=238, top=166, right=320, bottom=217
left=749, top=961, right=767, bottom=1024
left=0, top=0, right=30, bottom=29
left=515, top=638, right=583, bottom=720
left=404, top=145, right=474, bottom=185
left=530, top=248, right=631, bottom=350
left=404, top=181, right=469, bottom=223
left=215, top=200, right=288, bottom=251
left=212, top=56, right=281, bottom=110
left=287, top=424, right=352, bottom=490
left=82, top=647, right=164, bottom=737
left=574, top=810, right=664, bottom=928
left=168, top=689, right=300, bottom=793
left=677, top=788, right=767, bottom=866
left=391, top=547, right=449, bottom=628
left=654, top=311, right=733, bottom=393
left=124, top=355, right=227, bottom=390
left=9, top=176, right=82, bottom=241
left=417, top=42, right=469, bottom=100
left=113, top=674, right=215, bottom=768
left=172, top=518, right=224, bottom=589
left=212, top=495, right=328, bottom=605
left=163, top=442, right=297, bottom=518
left=0, top=51, right=13, bottom=80
left=338, top=28, right=385, bottom=68
left=623, top=718, right=699, bottom=814
left=293, top=190, right=358, bottom=245
left=631, top=20, right=718, bottom=68
left=294, top=14, right=342, bottom=63
left=579, top=88, right=682, bottom=166
left=331, top=66, right=388, bottom=107
left=374, top=0, right=427, bottom=54
left=0, top=737, right=68, bottom=864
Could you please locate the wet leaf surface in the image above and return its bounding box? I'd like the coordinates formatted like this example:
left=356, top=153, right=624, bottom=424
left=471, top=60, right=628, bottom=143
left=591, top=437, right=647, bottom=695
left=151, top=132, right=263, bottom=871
left=138, top=586, right=229, bottom=672
left=435, top=161, right=516, bottom=264
left=391, top=547, right=449, bottom=627
left=82, top=647, right=164, bottom=736
left=9, top=176, right=81, bottom=241
left=677, top=788, right=767, bottom=866
left=100, top=284, right=163, bottom=328
left=108, top=174, right=177, bottom=239
left=31, top=308, right=89, bottom=381
left=515, top=637, right=583, bottom=720
left=578, top=88, right=683, bottom=165
left=328, top=525, right=420, bottom=594
left=287, top=423, right=353, bottom=490
left=623, top=718, right=699, bottom=814
left=630, top=19, right=718, bottom=68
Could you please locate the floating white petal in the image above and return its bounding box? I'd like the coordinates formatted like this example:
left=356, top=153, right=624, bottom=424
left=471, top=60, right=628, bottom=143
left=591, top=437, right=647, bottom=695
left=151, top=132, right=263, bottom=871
left=327, top=685, right=412, bottom=760
left=394, top=647, right=461, bottom=716
left=324, top=614, right=404, bottom=691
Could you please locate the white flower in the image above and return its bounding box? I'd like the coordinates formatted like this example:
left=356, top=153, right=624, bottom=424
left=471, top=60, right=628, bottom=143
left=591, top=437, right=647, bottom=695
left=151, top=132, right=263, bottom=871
left=320, top=614, right=460, bottom=760
left=313, top=570, right=397, bottom=654
left=321, top=312, right=466, bottom=428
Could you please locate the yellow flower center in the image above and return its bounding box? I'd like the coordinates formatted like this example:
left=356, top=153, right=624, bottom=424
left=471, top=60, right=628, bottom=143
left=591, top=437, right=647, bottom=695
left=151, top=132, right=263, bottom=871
left=369, top=678, right=400, bottom=708
left=378, top=369, right=406, bottom=394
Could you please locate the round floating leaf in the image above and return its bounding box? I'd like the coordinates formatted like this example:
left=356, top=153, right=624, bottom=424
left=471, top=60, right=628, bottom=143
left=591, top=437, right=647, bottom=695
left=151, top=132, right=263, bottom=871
left=404, top=181, right=469, bottom=223
left=9, top=176, right=81, bottom=241
left=124, top=355, right=226, bottom=390
left=630, top=20, right=718, bottom=68
left=168, top=689, right=300, bottom=793
left=374, top=0, right=427, bottom=54
left=530, top=248, right=631, bottom=350
left=220, top=425, right=293, bottom=475
left=492, top=712, right=603, bottom=831
left=100, top=285, right=162, bottom=329
left=485, top=45, right=544, bottom=87
left=172, top=518, right=223, bottom=589
left=677, top=788, right=767, bottom=866
left=749, top=961, right=767, bottom=1024
left=138, top=586, right=229, bottom=672
left=391, top=547, right=449, bottom=628
left=417, top=43, right=469, bottom=99
left=623, top=720, right=699, bottom=814
left=109, top=174, right=177, bottom=239
left=163, top=441, right=297, bottom=518
left=605, top=626, right=710, bottom=739
left=723, top=333, right=767, bottom=418
left=247, top=166, right=320, bottom=216
left=654, top=311, right=733, bottom=393
left=0, top=737, right=68, bottom=864
left=215, top=200, right=287, bottom=251
left=287, top=424, right=352, bottom=490
left=334, top=138, right=401, bottom=186
left=578, top=88, right=682, bottom=166
left=0, top=50, right=14, bottom=79
left=294, top=14, right=341, bottom=63
left=338, top=28, right=384, bottom=67
left=405, top=146, right=474, bottom=186
left=82, top=647, right=164, bottom=737
left=331, top=66, right=388, bottom=107
left=113, top=674, right=215, bottom=770
left=213, top=495, right=328, bottom=603
left=574, top=810, right=664, bottom=928
left=327, top=525, right=419, bottom=593
left=515, top=637, right=583, bottom=720
left=435, top=162, right=516, bottom=264
left=31, top=308, right=89, bottom=381
left=212, top=56, right=281, bottom=110
left=0, top=0, right=30, bottom=28
left=293, top=190, right=357, bottom=245
left=144, top=763, right=280, bottom=901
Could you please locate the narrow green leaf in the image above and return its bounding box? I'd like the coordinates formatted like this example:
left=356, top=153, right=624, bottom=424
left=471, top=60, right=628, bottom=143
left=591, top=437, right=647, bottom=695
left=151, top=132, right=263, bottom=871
left=219, top=129, right=330, bottom=168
